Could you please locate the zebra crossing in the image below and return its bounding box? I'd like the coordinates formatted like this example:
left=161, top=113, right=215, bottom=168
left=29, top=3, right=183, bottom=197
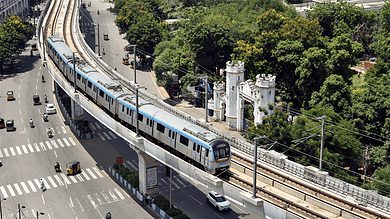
left=0, top=167, right=106, bottom=199
left=0, top=136, right=77, bottom=158
left=75, top=188, right=130, bottom=209
left=89, top=122, right=118, bottom=141
left=123, top=161, right=191, bottom=191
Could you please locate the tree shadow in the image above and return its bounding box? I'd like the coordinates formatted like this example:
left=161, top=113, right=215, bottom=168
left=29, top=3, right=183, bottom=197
left=0, top=52, right=41, bottom=81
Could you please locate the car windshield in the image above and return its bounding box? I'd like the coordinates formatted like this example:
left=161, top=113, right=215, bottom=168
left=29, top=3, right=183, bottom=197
left=215, top=196, right=226, bottom=202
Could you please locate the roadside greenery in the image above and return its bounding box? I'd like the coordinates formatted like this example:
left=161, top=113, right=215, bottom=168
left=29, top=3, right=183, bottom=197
left=113, top=0, right=390, bottom=196
left=114, top=164, right=139, bottom=189
left=0, top=15, right=34, bottom=69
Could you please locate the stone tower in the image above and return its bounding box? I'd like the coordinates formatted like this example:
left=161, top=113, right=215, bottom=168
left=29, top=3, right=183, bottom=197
left=225, top=61, right=245, bottom=130
left=212, top=81, right=225, bottom=121
left=254, top=74, right=276, bottom=124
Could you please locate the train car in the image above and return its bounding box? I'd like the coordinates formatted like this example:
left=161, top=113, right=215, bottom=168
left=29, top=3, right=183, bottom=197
left=47, top=36, right=231, bottom=174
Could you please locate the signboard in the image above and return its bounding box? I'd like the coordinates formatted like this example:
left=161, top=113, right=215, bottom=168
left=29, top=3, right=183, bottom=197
left=74, top=102, right=84, bottom=120
left=146, top=166, right=158, bottom=190
left=116, top=156, right=124, bottom=165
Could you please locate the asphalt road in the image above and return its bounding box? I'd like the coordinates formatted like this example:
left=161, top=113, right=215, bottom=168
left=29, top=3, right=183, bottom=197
left=79, top=1, right=262, bottom=218
left=0, top=39, right=152, bottom=218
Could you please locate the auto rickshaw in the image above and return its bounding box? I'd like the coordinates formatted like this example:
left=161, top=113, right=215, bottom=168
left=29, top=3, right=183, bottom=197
left=66, top=161, right=81, bottom=175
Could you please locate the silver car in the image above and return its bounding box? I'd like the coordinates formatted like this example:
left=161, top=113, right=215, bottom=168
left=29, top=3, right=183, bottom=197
left=45, top=103, right=56, bottom=114
left=207, top=191, right=231, bottom=211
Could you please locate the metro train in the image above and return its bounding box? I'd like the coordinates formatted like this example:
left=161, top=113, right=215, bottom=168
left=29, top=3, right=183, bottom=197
left=46, top=35, right=231, bottom=174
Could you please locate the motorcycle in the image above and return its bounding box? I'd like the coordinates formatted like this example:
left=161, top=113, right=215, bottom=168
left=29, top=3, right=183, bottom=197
left=44, top=95, right=48, bottom=103
left=43, top=113, right=48, bottom=122
left=54, top=162, right=61, bottom=172
left=40, top=179, right=46, bottom=191
left=29, top=119, right=34, bottom=128
left=41, top=75, right=45, bottom=83
left=47, top=128, right=54, bottom=138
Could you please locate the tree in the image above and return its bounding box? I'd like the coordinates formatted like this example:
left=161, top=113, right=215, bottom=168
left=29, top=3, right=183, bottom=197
left=371, top=165, right=390, bottom=196
left=310, top=74, right=351, bottom=117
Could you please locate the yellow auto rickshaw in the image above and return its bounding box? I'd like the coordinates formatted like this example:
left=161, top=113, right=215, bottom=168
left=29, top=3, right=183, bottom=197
left=66, top=161, right=81, bottom=175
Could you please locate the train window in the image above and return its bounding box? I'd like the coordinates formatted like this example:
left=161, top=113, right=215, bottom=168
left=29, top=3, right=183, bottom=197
left=157, top=123, right=165, bottom=133
left=171, top=132, right=175, bottom=139
left=130, top=110, right=133, bottom=116
left=169, top=130, right=171, bottom=138
left=99, top=89, right=104, bottom=97
left=122, top=105, right=124, bottom=112
left=126, top=108, right=129, bottom=115
left=138, top=113, right=143, bottom=121
left=77, top=73, right=81, bottom=80
left=87, top=81, right=92, bottom=88
left=205, top=149, right=209, bottom=157
left=197, top=145, right=200, bottom=153
left=179, top=135, right=189, bottom=146
left=193, top=143, right=196, bottom=151
left=146, top=119, right=149, bottom=126
left=112, top=99, right=114, bottom=104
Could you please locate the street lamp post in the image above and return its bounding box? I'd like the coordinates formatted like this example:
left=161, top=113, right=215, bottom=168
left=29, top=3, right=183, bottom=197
left=253, top=136, right=266, bottom=198
left=318, top=115, right=326, bottom=170
left=135, top=85, right=146, bottom=137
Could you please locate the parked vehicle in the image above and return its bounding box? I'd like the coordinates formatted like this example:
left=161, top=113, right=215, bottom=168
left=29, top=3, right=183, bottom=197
left=6, top=120, right=15, bottom=132
left=206, top=191, right=231, bottom=212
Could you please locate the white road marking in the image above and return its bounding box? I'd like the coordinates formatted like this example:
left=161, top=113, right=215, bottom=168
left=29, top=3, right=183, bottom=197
left=97, top=133, right=106, bottom=141
left=62, top=138, right=71, bottom=146
left=92, top=167, right=104, bottom=178
left=70, top=196, right=74, bottom=208
left=54, top=175, right=65, bottom=186
left=76, top=198, right=85, bottom=213
left=61, top=126, right=67, bottom=134
left=51, top=139, right=59, bottom=148
left=28, top=144, right=34, bottom=153
left=76, top=175, right=84, bottom=182
left=34, top=143, right=40, bottom=152
left=171, top=178, right=180, bottom=189
left=15, top=146, right=22, bottom=155
left=42, top=178, right=50, bottom=189
left=0, top=150, right=3, bottom=158
left=39, top=142, right=46, bottom=150
left=0, top=186, right=9, bottom=198
left=41, top=194, right=45, bottom=205
left=47, top=176, right=58, bottom=188
left=102, top=132, right=112, bottom=140
left=114, top=188, right=125, bottom=200
left=45, top=141, right=53, bottom=150
left=87, top=195, right=96, bottom=207
left=69, top=176, right=78, bottom=183
left=54, top=150, right=58, bottom=158
left=13, top=183, right=23, bottom=195
left=108, top=131, right=117, bottom=139
left=3, top=148, right=9, bottom=157
left=101, top=191, right=110, bottom=202
left=68, top=137, right=76, bottom=146
left=60, top=173, right=72, bottom=185
left=189, top=195, right=203, bottom=205
left=9, top=147, right=16, bottom=156
left=57, top=139, right=65, bottom=147
left=174, top=176, right=187, bottom=187
left=89, top=123, right=96, bottom=130
left=108, top=190, right=118, bottom=201
left=34, top=179, right=41, bottom=188
left=81, top=171, right=91, bottom=181
left=38, top=108, right=41, bottom=114
left=86, top=168, right=97, bottom=179
left=94, top=122, right=102, bottom=129
left=20, top=182, right=30, bottom=194
left=7, top=184, right=16, bottom=196
left=21, top=145, right=29, bottom=154
left=27, top=180, right=37, bottom=192
left=94, top=193, right=103, bottom=205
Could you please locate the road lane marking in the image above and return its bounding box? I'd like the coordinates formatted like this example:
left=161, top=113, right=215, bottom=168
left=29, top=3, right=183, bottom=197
left=41, top=194, right=45, bottom=205
left=20, top=182, right=30, bottom=194
left=108, top=190, right=118, bottom=201
left=0, top=150, right=3, bottom=158
left=45, top=141, right=53, bottom=150
left=51, top=140, right=59, bottom=148
left=34, top=179, right=41, bottom=189
left=92, top=167, right=104, bottom=178
left=54, top=175, right=65, bottom=186
left=15, top=146, right=22, bottom=155
left=13, top=183, right=23, bottom=195
left=39, top=142, right=46, bottom=151
left=108, top=131, right=117, bottom=139
left=171, top=178, right=180, bottom=189
left=94, top=193, right=103, bottom=205
left=76, top=198, right=85, bottom=213
left=47, top=176, right=58, bottom=188
left=87, top=195, right=96, bottom=207
left=27, top=180, right=37, bottom=192
left=9, top=147, right=16, bottom=156
left=60, top=174, right=72, bottom=185
left=3, top=148, right=9, bottom=157
left=76, top=175, right=84, bottom=182
left=174, top=176, right=187, bottom=187
left=160, top=178, right=167, bottom=185
left=68, top=137, right=76, bottom=146
left=7, top=184, right=16, bottom=196
left=62, top=138, right=71, bottom=146
left=61, top=126, right=67, bottom=134
left=94, top=122, right=102, bottom=130
left=54, top=150, right=58, bottom=158
left=102, top=132, right=112, bottom=140
left=81, top=171, right=91, bottom=181
left=86, top=168, right=97, bottom=179
left=69, top=176, right=78, bottom=183
left=69, top=197, right=74, bottom=208
left=57, top=139, right=65, bottom=147
left=21, top=145, right=29, bottom=154
left=97, top=133, right=106, bottom=141
left=101, top=192, right=110, bottom=202
left=34, top=143, right=40, bottom=152
left=89, top=123, right=96, bottom=130
left=28, top=144, right=34, bottom=153
left=0, top=186, right=8, bottom=198
left=113, top=188, right=125, bottom=200
left=42, top=178, right=50, bottom=189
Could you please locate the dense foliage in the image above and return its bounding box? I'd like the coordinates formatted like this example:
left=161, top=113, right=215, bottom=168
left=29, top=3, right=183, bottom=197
left=114, top=0, right=390, bottom=195
left=0, top=16, right=34, bottom=69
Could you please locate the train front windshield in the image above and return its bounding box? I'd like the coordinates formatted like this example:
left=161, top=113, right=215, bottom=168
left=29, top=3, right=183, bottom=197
left=213, top=142, right=230, bottom=161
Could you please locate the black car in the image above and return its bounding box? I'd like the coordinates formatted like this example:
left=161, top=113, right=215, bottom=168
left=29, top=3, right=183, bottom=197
left=0, top=118, right=5, bottom=129
left=6, top=119, right=15, bottom=132
left=33, top=94, right=41, bottom=105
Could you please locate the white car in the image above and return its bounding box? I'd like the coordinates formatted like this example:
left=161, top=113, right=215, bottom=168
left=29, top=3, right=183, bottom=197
left=45, top=103, right=56, bottom=114
left=207, top=191, right=231, bottom=211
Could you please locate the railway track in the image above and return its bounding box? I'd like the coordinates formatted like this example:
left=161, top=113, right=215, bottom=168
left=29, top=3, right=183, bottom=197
left=42, top=1, right=390, bottom=218
left=229, top=153, right=389, bottom=218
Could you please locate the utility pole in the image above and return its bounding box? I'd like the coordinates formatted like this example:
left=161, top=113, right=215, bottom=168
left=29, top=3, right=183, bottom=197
left=199, top=76, right=208, bottom=123
left=319, top=115, right=326, bottom=171
left=97, top=24, right=100, bottom=56
left=363, top=146, right=369, bottom=183
left=18, top=204, right=21, bottom=219
left=133, top=45, right=137, bottom=83
left=252, top=136, right=266, bottom=198
left=0, top=195, right=5, bottom=219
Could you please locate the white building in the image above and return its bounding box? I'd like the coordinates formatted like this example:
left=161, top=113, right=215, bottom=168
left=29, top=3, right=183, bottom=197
left=0, top=0, right=29, bottom=23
